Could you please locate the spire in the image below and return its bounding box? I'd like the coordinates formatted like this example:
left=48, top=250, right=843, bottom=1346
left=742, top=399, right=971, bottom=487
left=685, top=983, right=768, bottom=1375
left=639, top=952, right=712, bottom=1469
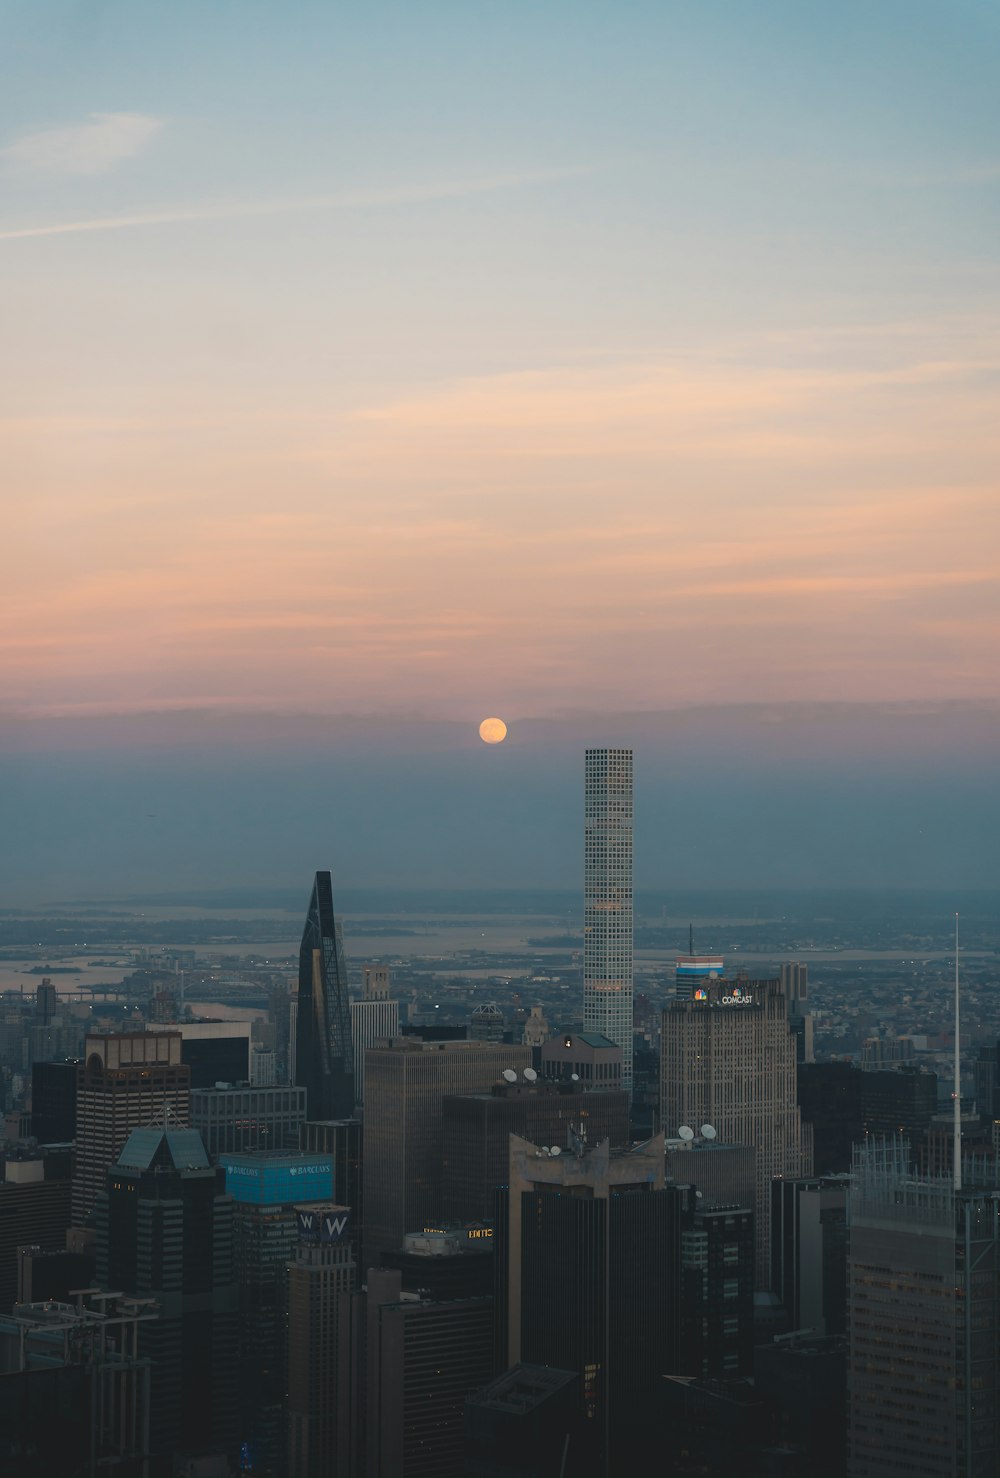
left=954, top=913, right=962, bottom=1192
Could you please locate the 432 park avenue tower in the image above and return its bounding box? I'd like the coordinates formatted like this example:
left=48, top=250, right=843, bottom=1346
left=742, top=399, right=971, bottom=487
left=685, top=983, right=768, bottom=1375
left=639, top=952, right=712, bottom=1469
left=583, top=749, right=634, bottom=1096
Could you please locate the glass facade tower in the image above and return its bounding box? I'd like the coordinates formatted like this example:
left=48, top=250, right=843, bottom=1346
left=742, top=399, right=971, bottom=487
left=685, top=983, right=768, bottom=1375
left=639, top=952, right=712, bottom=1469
left=583, top=748, right=634, bottom=1094
left=295, top=871, right=354, bottom=1121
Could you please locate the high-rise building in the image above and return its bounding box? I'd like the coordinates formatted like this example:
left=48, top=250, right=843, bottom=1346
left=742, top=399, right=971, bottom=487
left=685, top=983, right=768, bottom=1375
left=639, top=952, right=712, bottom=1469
left=469, top=1003, right=505, bottom=1043
left=502, top=1132, right=679, bottom=1478
left=0, top=1157, right=72, bottom=1314
left=539, top=1030, right=622, bottom=1091
left=30, top=1058, right=81, bottom=1143
left=583, top=748, right=633, bottom=1095
left=190, top=1082, right=306, bottom=1156
left=363, top=966, right=391, bottom=1000
left=286, top=1204, right=357, bottom=1478
left=465, top=1364, right=583, bottom=1478
left=771, top=1175, right=849, bottom=1336
left=349, top=996, right=399, bottom=1111
left=300, top=1117, right=364, bottom=1222
left=781, top=962, right=815, bottom=1064
left=296, top=871, right=354, bottom=1121
left=679, top=1198, right=755, bottom=1377
left=95, top=1125, right=239, bottom=1466
left=364, top=1038, right=530, bottom=1261
left=797, top=1061, right=864, bottom=1175
left=441, top=1078, right=629, bottom=1224
left=660, top=978, right=811, bottom=1287
left=381, top=1225, right=495, bottom=1300
left=219, top=1154, right=336, bottom=1476
left=73, top=1031, right=190, bottom=1226
left=847, top=1140, right=1000, bottom=1477
left=363, top=1267, right=494, bottom=1478
left=148, top=1019, right=251, bottom=1086
left=860, top=1065, right=937, bottom=1163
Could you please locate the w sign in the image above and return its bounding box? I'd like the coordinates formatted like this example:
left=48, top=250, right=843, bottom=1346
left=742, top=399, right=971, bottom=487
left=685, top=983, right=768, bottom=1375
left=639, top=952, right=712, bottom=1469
left=297, top=1208, right=351, bottom=1243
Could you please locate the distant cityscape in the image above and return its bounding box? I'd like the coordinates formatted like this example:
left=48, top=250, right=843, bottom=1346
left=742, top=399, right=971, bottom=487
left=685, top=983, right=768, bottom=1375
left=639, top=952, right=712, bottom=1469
left=0, top=751, right=998, bottom=1475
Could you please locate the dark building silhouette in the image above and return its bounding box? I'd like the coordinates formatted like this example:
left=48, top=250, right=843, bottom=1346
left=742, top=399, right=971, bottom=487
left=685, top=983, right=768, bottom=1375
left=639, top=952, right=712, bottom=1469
left=95, top=1125, right=238, bottom=1470
left=679, top=1199, right=754, bottom=1377
left=295, top=872, right=354, bottom=1120
left=286, top=1203, right=356, bottom=1478
left=797, top=1062, right=863, bottom=1175
left=503, top=1133, right=679, bottom=1478
left=539, top=1030, right=623, bottom=1090
left=17, top=1244, right=96, bottom=1306
left=465, top=1364, right=583, bottom=1478
left=362, top=1268, right=494, bottom=1478
left=300, top=1117, right=363, bottom=1224
left=771, top=1176, right=849, bottom=1336
left=0, top=1157, right=72, bottom=1314
left=30, top=1058, right=81, bottom=1144
left=756, top=1333, right=847, bottom=1478
left=191, top=1082, right=306, bottom=1156
left=860, top=1066, right=937, bottom=1163
left=441, top=1079, right=629, bottom=1223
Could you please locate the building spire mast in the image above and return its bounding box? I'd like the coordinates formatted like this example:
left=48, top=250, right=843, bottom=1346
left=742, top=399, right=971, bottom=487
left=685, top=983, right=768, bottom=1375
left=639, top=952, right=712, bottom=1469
left=954, top=912, right=962, bottom=1192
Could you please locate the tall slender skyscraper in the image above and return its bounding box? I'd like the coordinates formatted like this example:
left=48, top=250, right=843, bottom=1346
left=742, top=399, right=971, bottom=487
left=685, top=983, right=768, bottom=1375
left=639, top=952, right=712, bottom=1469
left=296, top=871, right=354, bottom=1120
left=583, top=748, right=634, bottom=1095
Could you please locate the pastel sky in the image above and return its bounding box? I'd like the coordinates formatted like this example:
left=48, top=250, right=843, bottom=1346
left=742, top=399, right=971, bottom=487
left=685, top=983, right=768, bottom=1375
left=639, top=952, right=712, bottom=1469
left=2, top=3, right=999, bottom=898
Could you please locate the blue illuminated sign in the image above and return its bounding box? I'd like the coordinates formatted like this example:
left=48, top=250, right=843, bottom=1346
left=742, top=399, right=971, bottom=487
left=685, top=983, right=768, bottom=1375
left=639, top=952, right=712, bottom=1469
left=219, top=1154, right=334, bottom=1205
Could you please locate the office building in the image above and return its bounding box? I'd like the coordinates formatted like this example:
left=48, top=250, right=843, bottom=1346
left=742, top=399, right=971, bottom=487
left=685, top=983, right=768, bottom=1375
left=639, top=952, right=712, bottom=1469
left=661, top=977, right=811, bottom=1287
left=771, top=1175, right=849, bottom=1336
left=17, top=1242, right=97, bottom=1306
left=220, top=1154, right=335, bottom=1476
left=0, top=1293, right=154, bottom=1476
left=249, top=1044, right=277, bottom=1086
left=0, top=1157, right=72, bottom=1314
left=95, top=1125, right=239, bottom=1467
left=72, top=1031, right=190, bottom=1225
left=349, top=994, right=399, bottom=1111
left=503, top=1132, right=679, bottom=1478
left=465, top=1365, right=583, bottom=1478
left=300, top=1117, right=363, bottom=1228
left=30, top=1057, right=80, bottom=1143
left=469, top=1002, right=505, bottom=1042
left=755, top=1333, right=848, bottom=1478
left=583, top=748, right=634, bottom=1095
left=441, top=1077, right=629, bottom=1223
left=676, top=954, right=725, bottom=999
left=797, top=1061, right=863, bottom=1175
left=364, top=1038, right=530, bottom=1261
left=539, top=1030, right=622, bottom=1090
left=679, top=1199, right=755, bottom=1377
left=190, top=1082, right=306, bottom=1156
left=381, top=1225, right=494, bottom=1300
left=847, top=1140, right=1000, bottom=1477
left=295, top=871, right=354, bottom=1120
left=522, top=1005, right=551, bottom=1048
left=286, top=1204, right=357, bottom=1478
left=664, top=1136, right=756, bottom=1216
left=860, top=1065, right=937, bottom=1162
left=149, top=1019, right=251, bottom=1087
left=363, top=965, right=391, bottom=1000
left=363, top=1267, right=494, bottom=1478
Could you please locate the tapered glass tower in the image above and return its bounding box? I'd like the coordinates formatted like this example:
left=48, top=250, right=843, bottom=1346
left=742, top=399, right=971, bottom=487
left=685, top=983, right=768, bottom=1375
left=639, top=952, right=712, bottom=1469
left=583, top=748, right=634, bottom=1094
left=296, top=872, right=354, bottom=1120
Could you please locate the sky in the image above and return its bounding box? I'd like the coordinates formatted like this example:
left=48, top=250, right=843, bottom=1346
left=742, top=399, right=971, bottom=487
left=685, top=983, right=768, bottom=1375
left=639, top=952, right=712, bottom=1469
left=2, top=2, right=999, bottom=899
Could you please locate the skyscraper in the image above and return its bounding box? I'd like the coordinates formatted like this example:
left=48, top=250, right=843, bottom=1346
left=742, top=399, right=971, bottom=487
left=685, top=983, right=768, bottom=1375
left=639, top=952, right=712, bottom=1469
left=349, top=970, right=399, bottom=1112
left=660, top=978, right=811, bottom=1287
left=847, top=1140, right=1000, bottom=1477
left=583, top=748, right=634, bottom=1095
left=296, top=871, right=354, bottom=1121
left=73, top=1031, right=190, bottom=1225
left=503, top=1132, right=679, bottom=1478
left=95, top=1125, right=239, bottom=1466
left=286, top=1204, right=357, bottom=1478
left=363, top=1038, right=530, bottom=1261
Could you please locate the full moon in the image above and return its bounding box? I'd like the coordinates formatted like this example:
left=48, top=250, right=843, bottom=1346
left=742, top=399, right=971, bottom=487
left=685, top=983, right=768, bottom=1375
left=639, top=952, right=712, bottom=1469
left=479, top=717, right=508, bottom=745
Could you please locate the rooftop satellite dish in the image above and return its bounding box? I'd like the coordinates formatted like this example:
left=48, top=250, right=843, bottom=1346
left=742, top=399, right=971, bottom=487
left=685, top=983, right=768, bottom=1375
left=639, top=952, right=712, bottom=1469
left=502, top=1068, right=517, bottom=1083
left=570, top=1072, right=580, bottom=1082
left=523, top=1067, right=538, bottom=1082
left=678, top=1125, right=695, bottom=1142
left=550, top=1145, right=562, bottom=1156
left=695, top=1190, right=704, bottom=1198
left=700, top=1124, right=717, bottom=1141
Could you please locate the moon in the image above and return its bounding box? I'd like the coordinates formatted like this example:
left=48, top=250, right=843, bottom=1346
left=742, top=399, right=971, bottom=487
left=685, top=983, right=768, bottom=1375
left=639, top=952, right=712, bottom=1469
left=479, top=717, right=508, bottom=745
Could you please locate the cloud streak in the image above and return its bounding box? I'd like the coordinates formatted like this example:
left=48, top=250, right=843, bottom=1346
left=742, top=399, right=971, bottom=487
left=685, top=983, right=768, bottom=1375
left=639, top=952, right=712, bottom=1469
left=0, top=164, right=589, bottom=242
left=1, top=112, right=162, bottom=176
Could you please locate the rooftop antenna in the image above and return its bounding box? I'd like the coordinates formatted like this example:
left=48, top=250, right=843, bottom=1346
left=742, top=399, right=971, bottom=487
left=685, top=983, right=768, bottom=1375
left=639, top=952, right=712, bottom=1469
left=954, top=912, right=962, bottom=1192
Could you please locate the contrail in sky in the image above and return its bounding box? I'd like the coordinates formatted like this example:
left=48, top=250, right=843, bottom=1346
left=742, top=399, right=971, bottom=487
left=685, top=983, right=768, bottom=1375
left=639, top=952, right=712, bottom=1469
left=0, top=166, right=589, bottom=242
